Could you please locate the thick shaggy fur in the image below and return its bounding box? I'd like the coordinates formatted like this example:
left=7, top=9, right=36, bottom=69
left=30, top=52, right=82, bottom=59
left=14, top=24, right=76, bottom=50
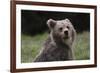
left=34, top=18, right=76, bottom=62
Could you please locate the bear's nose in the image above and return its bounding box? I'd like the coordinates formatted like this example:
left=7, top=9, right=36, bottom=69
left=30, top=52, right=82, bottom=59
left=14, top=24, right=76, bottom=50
left=64, top=30, right=68, bottom=35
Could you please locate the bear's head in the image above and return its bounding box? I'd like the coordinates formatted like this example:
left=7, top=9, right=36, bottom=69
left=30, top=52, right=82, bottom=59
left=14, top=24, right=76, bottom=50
left=47, top=18, right=76, bottom=45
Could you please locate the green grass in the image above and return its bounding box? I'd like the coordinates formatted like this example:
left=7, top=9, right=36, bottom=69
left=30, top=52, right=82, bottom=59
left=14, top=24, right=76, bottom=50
left=74, top=31, right=90, bottom=60
left=21, top=31, right=90, bottom=63
left=21, top=32, right=48, bottom=63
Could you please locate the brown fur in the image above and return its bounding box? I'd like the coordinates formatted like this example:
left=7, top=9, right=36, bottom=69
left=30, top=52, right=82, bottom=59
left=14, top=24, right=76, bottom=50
left=34, top=18, right=76, bottom=62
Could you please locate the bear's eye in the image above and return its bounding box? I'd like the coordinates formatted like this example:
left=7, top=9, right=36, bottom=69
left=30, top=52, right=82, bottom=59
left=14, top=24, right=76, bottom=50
left=59, top=27, right=63, bottom=31
left=66, top=26, right=70, bottom=29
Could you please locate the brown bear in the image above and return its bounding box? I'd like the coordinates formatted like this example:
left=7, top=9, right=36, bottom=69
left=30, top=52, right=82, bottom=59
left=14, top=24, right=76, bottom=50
left=34, top=18, right=76, bottom=62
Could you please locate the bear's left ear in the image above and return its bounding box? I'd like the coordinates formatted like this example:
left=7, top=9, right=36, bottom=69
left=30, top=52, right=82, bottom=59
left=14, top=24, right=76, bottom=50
left=47, top=19, right=56, bottom=29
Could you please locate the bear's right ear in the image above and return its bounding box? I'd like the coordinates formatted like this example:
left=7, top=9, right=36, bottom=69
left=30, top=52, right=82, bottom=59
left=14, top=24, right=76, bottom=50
left=47, top=19, right=56, bottom=29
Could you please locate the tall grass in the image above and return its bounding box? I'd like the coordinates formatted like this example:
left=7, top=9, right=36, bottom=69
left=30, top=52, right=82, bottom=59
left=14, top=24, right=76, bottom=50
left=21, top=31, right=90, bottom=63
left=74, top=31, right=90, bottom=60
left=21, top=32, right=48, bottom=63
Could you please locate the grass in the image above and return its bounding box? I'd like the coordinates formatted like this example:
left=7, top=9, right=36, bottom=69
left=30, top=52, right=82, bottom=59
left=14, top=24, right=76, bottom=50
left=21, top=32, right=48, bottom=63
left=21, top=31, right=90, bottom=63
left=74, top=31, right=90, bottom=60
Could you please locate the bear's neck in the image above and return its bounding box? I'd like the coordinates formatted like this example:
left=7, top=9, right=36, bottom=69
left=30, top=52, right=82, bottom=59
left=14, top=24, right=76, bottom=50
left=49, top=33, right=70, bottom=48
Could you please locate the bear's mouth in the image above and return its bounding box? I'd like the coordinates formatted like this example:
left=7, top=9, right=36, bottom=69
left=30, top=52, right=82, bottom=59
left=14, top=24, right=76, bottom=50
left=63, top=36, right=69, bottom=39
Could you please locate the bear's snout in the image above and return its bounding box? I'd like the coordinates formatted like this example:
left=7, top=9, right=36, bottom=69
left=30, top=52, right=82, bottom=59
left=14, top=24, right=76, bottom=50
left=64, top=30, right=68, bottom=35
